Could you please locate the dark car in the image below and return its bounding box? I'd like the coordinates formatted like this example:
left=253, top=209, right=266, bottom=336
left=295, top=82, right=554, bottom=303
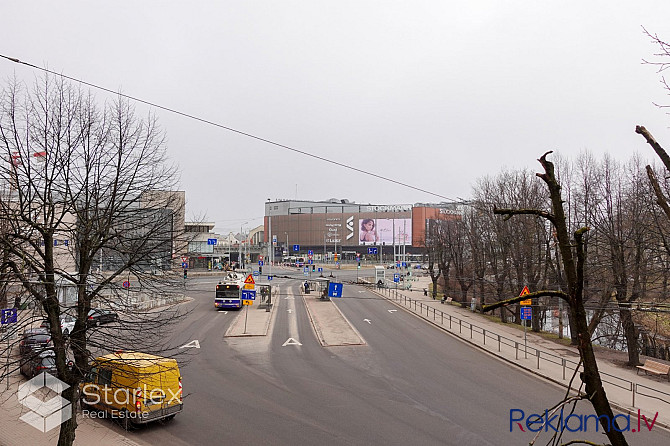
left=87, top=309, right=119, bottom=327
left=20, top=350, right=56, bottom=377
left=19, top=328, right=53, bottom=358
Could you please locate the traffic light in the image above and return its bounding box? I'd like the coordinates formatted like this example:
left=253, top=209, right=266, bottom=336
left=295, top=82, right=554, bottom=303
left=357, top=261, right=361, bottom=269
left=259, top=266, right=263, bottom=274
left=183, top=270, right=188, bottom=279
left=312, top=265, right=316, bottom=272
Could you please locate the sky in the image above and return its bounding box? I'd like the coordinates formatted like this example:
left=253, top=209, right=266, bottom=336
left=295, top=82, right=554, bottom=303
left=2, top=1, right=670, bottom=234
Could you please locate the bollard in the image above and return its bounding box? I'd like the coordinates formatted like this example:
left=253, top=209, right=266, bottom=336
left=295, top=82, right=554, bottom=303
left=536, top=350, right=540, bottom=369
left=497, top=334, right=501, bottom=352
left=515, top=342, right=519, bottom=360
left=483, top=329, right=486, bottom=345
left=562, top=358, right=566, bottom=380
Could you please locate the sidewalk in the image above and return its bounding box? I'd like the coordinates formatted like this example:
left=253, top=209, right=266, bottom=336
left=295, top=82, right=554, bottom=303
left=0, top=373, right=145, bottom=446
left=375, top=273, right=670, bottom=429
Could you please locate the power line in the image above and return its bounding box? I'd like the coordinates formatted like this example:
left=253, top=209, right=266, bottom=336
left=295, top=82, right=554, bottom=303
left=0, top=54, right=460, bottom=203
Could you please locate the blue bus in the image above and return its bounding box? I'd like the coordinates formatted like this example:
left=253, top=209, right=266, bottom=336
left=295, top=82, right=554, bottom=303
left=214, top=273, right=245, bottom=310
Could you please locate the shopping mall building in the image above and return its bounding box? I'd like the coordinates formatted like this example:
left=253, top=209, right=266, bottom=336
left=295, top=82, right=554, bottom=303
left=264, top=198, right=463, bottom=263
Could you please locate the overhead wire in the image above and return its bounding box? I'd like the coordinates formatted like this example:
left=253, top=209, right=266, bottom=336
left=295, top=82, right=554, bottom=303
left=0, top=53, right=460, bottom=203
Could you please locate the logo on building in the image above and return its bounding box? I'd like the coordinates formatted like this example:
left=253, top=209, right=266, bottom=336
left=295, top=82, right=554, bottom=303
left=18, top=372, right=72, bottom=432
left=346, top=216, right=354, bottom=240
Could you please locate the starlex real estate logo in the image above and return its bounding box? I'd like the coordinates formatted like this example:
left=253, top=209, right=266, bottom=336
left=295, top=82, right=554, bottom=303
left=17, top=371, right=72, bottom=432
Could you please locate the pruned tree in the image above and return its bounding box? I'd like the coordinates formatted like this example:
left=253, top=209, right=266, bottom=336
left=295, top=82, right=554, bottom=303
left=0, top=73, right=186, bottom=446
left=484, top=152, right=628, bottom=446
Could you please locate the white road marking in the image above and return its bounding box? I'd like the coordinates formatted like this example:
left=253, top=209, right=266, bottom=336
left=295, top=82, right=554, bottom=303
left=180, top=340, right=201, bottom=348
left=282, top=337, right=302, bottom=347
left=363, top=319, right=371, bottom=324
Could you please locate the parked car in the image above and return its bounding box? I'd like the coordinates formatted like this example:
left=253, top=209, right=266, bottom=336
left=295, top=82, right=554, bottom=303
left=40, top=315, right=76, bottom=336
left=20, top=350, right=56, bottom=377
left=81, top=351, right=183, bottom=429
left=386, top=263, right=397, bottom=269
left=87, top=308, right=119, bottom=327
left=19, top=328, right=52, bottom=358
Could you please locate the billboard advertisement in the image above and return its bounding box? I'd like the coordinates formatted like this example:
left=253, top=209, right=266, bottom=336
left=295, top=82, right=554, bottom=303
left=359, top=218, right=411, bottom=245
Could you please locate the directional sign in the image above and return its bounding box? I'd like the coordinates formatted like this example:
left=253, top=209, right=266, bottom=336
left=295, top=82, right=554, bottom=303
left=293, top=244, right=300, bottom=252
left=268, top=275, right=273, bottom=281
left=1, top=308, right=17, bottom=325
left=241, top=290, right=256, bottom=300
left=207, top=238, right=217, bottom=245
left=181, top=262, right=188, bottom=269
left=308, top=250, right=313, bottom=256
left=317, top=267, right=323, bottom=272
left=520, top=307, right=532, bottom=320
left=308, top=259, right=313, bottom=264
left=258, top=260, right=264, bottom=266
left=328, top=282, right=343, bottom=298
left=367, top=247, right=378, bottom=255
left=393, top=274, right=400, bottom=283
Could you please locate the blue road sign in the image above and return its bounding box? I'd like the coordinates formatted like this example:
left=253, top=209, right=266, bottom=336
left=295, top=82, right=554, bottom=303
left=253, top=270, right=259, bottom=276
left=207, top=238, right=217, bottom=245
left=520, top=307, right=532, bottom=320
left=401, top=262, right=407, bottom=267
left=258, top=260, right=264, bottom=266
left=308, top=259, right=313, bottom=264
left=367, top=247, right=378, bottom=255
left=181, top=262, right=188, bottom=269
left=1, top=308, right=18, bottom=325
left=393, top=274, right=400, bottom=283
left=328, top=282, right=343, bottom=298
left=317, top=267, right=323, bottom=272
left=268, top=276, right=273, bottom=281
left=293, top=244, right=300, bottom=252
left=308, top=250, right=313, bottom=256
left=241, top=290, right=256, bottom=300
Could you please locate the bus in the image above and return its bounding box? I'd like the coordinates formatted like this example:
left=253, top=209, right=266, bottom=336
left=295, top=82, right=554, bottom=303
left=214, top=272, right=246, bottom=310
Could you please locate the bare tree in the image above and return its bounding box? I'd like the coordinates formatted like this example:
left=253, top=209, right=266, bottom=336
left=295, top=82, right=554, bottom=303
left=0, top=74, right=186, bottom=446
left=485, top=152, right=628, bottom=446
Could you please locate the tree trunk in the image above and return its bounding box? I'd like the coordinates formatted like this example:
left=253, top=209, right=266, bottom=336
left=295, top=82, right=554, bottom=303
left=619, top=305, right=641, bottom=366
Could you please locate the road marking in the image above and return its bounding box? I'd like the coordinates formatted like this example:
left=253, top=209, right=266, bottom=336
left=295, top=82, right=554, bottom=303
left=282, top=337, right=302, bottom=346
left=363, top=319, right=371, bottom=324
left=388, top=310, right=397, bottom=313
left=180, top=340, right=201, bottom=348
left=284, top=296, right=294, bottom=300
left=287, top=309, right=293, bottom=313
left=218, top=311, right=228, bottom=315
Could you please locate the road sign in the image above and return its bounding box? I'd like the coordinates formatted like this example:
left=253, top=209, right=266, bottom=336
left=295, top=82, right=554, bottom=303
left=293, top=244, right=300, bottom=252
left=308, top=250, right=313, bottom=256
left=328, top=282, right=343, bottom=298
left=317, top=267, right=323, bottom=272
left=122, top=281, right=130, bottom=289
left=308, top=259, right=313, bottom=264
left=520, top=286, right=531, bottom=305
left=1, top=308, right=17, bottom=325
left=241, top=290, right=256, bottom=300
left=368, top=247, right=378, bottom=255
left=252, top=270, right=259, bottom=276
left=242, top=300, right=253, bottom=306
left=207, top=238, right=217, bottom=245
left=244, top=274, right=255, bottom=285
left=268, top=275, right=273, bottom=281
left=258, top=260, right=264, bottom=266
left=393, top=274, right=400, bottom=283
left=181, top=256, right=188, bottom=262
left=520, top=307, right=532, bottom=320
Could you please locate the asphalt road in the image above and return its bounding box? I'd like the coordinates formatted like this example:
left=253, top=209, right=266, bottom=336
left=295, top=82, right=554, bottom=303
left=102, top=271, right=670, bottom=446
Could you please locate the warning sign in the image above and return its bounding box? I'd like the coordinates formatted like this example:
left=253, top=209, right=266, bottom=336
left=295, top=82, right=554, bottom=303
left=520, top=286, right=531, bottom=305
left=244, top=274, right=255, bottom=285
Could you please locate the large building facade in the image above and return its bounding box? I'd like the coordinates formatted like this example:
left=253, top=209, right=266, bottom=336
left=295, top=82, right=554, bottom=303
left=264, top=199, right=463, bottom=261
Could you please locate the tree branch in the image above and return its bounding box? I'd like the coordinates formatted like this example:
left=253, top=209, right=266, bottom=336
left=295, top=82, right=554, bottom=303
left=482, top=290, right=569, bottom=313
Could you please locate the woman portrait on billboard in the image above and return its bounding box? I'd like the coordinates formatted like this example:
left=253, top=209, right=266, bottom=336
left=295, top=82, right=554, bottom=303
left=360, top=218, right=379, bottom=243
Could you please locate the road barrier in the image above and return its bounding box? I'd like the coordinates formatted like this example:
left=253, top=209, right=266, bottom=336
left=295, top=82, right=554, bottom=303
left=373, top=284, right=670, bottom=412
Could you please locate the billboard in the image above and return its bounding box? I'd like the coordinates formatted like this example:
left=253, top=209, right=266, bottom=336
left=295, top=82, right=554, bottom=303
left=359, top=218, right=411, bottom=245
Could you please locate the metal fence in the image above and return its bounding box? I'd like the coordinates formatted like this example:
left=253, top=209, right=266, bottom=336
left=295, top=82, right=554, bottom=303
left=374, top=284, right=670, bottom=411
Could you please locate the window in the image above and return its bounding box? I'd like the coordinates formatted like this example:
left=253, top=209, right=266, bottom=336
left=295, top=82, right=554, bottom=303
left=98, top=368, right=112, bottom=387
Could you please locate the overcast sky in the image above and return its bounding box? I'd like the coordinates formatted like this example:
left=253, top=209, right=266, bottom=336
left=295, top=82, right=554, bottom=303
left=3, top=2, right=670, bottom=234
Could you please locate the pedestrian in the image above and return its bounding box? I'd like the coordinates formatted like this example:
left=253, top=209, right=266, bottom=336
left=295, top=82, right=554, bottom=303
left=423, top=288, right=428, bottom=297
left=304, top=281, right=310, bottom=294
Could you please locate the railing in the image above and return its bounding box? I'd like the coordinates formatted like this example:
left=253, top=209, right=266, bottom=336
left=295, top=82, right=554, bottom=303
left=374, top=284, right=670, bottom=411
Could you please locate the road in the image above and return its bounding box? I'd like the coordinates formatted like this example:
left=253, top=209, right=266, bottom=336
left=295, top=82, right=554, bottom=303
left=104, top=268, right=670, bottom=446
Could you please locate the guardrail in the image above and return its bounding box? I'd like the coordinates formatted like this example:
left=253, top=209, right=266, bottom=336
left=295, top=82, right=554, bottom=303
left=374, top=284, right=670, bottom=411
